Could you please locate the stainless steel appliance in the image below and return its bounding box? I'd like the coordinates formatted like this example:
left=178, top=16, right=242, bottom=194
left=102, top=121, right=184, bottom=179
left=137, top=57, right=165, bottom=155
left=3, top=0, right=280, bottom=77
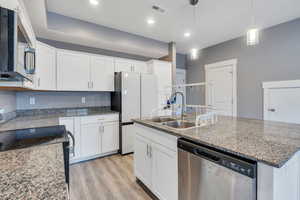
left=178, top=138, right=257, bottom=200
left=112, top=72, right=157, bottom=155
left=0, top=7, right=35, bottom=81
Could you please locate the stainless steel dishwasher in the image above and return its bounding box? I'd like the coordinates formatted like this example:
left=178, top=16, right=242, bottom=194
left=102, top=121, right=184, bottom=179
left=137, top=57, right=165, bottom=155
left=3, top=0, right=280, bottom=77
left=178, top=138, right=257, bottom=200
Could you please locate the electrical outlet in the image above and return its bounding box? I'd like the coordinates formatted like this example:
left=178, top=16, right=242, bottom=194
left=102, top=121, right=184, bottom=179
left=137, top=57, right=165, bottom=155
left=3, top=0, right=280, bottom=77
left=81, top=97, right=86, bottom=104
left=29, top=96, right=35, bottom=105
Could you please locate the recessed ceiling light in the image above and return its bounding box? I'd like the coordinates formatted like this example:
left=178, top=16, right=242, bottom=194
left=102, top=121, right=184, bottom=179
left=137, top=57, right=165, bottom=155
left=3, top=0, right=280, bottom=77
left=184, top=32, right=191, bottom=38
left=147, top=18, right=156, bottom=25
left=90, top=0, right=99, bottom=6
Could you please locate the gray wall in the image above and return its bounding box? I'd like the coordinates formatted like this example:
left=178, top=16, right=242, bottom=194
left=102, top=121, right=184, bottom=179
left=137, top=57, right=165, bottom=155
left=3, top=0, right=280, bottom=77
left=16, top=92, right=110, bottom=110
left=176, top=54, right=187, bottom=69
left=0, top=91, right=16, bottom=113
left=187, top=18, right=300, bottom=120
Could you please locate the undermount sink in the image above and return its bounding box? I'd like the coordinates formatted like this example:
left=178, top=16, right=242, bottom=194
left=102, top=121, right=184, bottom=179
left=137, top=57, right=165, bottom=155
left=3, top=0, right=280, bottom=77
left=150, top=117, right=175, bottom=123
left=162, top=120, right=196, bottom=129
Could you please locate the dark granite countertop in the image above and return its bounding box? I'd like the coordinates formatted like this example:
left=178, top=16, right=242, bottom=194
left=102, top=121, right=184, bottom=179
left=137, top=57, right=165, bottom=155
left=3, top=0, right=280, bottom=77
left=133, top=116, right=300, bottom=168
left=0, top=143, right=68, bottom=200
left=0, top=107, right=119, bottom=132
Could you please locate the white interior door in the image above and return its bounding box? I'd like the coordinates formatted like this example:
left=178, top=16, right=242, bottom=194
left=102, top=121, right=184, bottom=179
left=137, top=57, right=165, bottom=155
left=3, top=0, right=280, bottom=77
left=264, top=87, right=300, bottom=124
left=205, top=60, right=237, bottom=116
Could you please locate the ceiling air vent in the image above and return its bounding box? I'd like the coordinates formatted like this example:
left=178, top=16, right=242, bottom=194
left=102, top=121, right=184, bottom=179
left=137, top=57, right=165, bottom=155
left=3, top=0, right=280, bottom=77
left=152, top=5, right=165, bottom=13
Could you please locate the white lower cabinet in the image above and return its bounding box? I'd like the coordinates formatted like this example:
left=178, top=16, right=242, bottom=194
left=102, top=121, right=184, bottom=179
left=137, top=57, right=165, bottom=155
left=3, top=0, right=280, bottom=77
left=102, top=122, right=119, bottom=153
left=151, top=143, right=178, bottom=200
left=134, top=124, right=178, bottom=200
left=80, top=123, right=101, bottom=158
left=134, top=134, right=152, bottom=188
left=60, top=114, right=119, bottom=163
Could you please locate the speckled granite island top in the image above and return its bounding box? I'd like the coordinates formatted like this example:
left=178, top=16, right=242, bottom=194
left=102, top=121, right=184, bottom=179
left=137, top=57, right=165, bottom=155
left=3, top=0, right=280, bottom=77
left=0, top=143, right=68, bottom=200
left=133, top=116, right=300, bottom=168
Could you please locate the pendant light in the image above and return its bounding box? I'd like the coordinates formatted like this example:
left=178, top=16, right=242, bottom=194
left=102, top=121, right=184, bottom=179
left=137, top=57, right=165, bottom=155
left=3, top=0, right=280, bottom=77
left=189, top=0, right=199, bottom=60
left=247, top=0, right=259, bottom=46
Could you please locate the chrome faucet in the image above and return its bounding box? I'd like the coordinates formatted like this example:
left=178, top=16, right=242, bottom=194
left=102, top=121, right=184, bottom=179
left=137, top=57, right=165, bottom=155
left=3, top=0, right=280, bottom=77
left=169, top=91, right=185, bottom=121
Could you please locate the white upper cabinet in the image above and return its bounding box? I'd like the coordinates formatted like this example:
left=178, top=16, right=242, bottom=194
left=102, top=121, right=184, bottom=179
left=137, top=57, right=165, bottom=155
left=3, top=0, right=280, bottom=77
left=90, top=55, right=115, bottom=91
left=57, top=50, right=90, bottom=91
left=133, top=61, right=148, bottom=74
left=115, top=58, right=147, bottom=73
left=147, top=60, right=172, bottom=114
left=115, top=58, right=133, bottom=72
left=35, top=42, right=56, bottom=90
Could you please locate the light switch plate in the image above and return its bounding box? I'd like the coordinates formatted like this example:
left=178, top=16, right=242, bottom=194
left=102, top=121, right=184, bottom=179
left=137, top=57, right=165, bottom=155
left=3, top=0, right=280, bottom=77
left=29, top=96, right=35, bottom=105
left=81, top=97, right=86, bottom=104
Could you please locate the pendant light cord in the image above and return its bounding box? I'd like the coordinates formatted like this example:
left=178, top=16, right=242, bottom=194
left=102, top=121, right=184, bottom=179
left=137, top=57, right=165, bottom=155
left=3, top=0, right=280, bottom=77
left=251, top=0, right=255, bottom=26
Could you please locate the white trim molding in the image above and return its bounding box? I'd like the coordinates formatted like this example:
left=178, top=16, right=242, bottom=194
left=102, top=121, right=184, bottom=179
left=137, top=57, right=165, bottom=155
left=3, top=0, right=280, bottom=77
left=204, top=59, right=238, bottom=117
left=205, top=59, right=238, bottom=70
left=263, top=80, right=300, bottom=89
left=263, top=80, right=300, bottom=121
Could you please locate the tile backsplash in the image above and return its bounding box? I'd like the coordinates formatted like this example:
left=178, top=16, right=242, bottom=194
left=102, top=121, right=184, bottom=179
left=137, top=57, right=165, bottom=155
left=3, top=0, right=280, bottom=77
left=16, top=91, right=111, bottom=110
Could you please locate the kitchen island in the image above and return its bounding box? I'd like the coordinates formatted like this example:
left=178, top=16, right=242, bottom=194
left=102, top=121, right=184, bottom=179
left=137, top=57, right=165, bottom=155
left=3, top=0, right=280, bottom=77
left=133, top=116, right=300, bottom=200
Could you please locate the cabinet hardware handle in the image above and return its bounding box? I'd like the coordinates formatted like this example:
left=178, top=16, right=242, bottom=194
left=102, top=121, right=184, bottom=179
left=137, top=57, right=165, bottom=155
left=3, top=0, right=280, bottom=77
left=88, top=82, right=90, bottom=88
left=268, top=108, right=276, bottom=112
left=37, top=78, right=40, bottom=87
left=149, top=145, right=152, bottom=158
left=91, top=81, right=94, bottom=88
left=146, top=144, right=149, bottom=157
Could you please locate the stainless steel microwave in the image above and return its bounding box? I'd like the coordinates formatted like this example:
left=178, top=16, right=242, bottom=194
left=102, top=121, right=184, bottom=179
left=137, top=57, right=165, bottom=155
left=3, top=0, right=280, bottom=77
left=0, top=7, right=35, bottom=81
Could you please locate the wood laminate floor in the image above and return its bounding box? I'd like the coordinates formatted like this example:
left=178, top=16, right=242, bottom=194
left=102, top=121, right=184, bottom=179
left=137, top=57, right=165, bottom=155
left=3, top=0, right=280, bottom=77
left=69, top=154, right=153, bottom=200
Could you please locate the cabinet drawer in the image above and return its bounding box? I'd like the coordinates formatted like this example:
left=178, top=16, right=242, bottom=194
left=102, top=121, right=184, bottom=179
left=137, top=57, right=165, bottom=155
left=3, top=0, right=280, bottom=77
left=135, top=124, right=178, bottom=152
left=80, top=114, right=119, bottom=125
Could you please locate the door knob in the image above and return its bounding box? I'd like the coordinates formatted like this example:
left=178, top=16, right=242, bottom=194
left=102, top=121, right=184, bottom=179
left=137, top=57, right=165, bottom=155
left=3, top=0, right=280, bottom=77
left=268, top=108, right=276, bottom=112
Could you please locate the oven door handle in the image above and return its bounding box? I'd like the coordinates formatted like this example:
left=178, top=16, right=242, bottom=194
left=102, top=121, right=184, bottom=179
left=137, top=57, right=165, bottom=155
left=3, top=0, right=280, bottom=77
left=67, top=131, right=75, bottom=156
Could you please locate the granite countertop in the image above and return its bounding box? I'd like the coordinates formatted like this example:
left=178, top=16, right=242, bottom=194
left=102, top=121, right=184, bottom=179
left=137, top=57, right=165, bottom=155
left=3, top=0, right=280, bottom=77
left=0, top=143, right=68, bottom=200
left=133, top=116, right=300, bottom=168
left=0, top=107, right=119, bottom=132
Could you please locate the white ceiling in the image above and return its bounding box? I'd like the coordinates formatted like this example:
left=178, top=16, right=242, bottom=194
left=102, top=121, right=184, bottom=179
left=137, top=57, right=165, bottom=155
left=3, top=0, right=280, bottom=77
left=27, top=0, right=300, bottom=55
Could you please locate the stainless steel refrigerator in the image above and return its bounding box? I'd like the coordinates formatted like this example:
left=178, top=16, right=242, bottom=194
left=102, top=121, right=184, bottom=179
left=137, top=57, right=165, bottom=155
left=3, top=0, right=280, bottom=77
left=112, top=72, right=157, bottom=155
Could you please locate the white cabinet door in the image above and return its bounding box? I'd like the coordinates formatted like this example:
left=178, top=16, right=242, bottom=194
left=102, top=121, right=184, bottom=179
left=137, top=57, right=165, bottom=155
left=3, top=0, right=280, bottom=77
left=90, top=55, right=115, bottom=91
left=80, top=123, right=101, bottom=158
left=133, top=61, right=148, bottom=74
left=35, top=42, right=56, bottom=90
left=102, top=122, right=119, bottom=153
left=134, top=134, right=152, bottom=188
left=115, top=59, right=133, bottom=72
left=57, top=50, right=90, bottom=91
left=152, top=143, right=178, bottom=200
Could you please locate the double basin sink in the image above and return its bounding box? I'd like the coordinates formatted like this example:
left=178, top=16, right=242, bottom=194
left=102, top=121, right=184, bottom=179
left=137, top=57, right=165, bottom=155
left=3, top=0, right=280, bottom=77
left=150, top=117, right=196, bottom=130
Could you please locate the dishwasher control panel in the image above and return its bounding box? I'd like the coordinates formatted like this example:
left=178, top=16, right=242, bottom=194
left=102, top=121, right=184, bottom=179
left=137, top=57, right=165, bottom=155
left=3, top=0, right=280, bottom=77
left=178, top=138, right=257, bottom=178
left=221, top=159, right=255, bottom=178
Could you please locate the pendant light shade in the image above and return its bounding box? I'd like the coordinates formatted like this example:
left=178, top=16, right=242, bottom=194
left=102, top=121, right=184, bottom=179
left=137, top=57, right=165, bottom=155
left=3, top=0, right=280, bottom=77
left=246, top=0, right=259, bottom=46
left=247, top=28, right=259, bottom=46
left=190, top=48, right=199, bottom=60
